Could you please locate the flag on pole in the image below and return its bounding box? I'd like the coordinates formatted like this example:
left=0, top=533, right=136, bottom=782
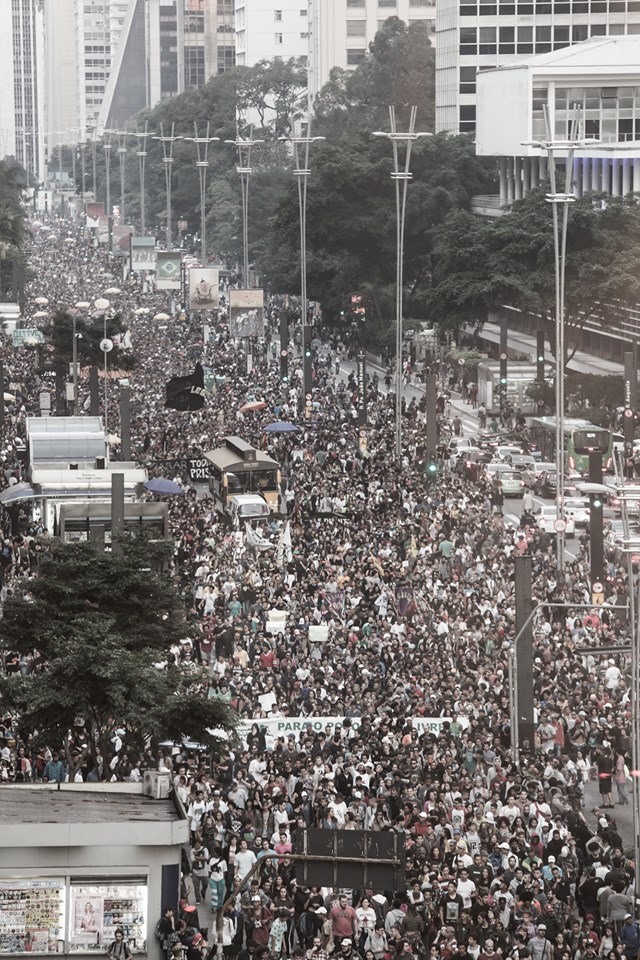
left=276, top=521, right=293, bottom=568
left=244, top=523, right=274, bottom=552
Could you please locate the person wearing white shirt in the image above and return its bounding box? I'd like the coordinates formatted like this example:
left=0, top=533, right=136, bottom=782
left=235, top=840, right=257, bottom=885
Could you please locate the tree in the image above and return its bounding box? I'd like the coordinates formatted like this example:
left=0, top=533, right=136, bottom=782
left=313, top=18, right=436, bottom=134
left=43, top=308, right=135, bottom=371
left=428, top=189, right=640, bottom=359
left=0, top=540, right=235, bottom=776
left=260, top=132, right=496, bottom=324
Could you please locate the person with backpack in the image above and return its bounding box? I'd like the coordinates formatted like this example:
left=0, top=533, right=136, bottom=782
left=156, top=905, right=176, bottom=957
left=105, top=927, right=132, bottom=960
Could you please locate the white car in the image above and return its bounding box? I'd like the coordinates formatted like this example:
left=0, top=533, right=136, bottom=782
left=563, top=497, right=590, bottom=527
left=536, top=505, right=575, bottom=536
left=498, top=471, right=525, bottom=497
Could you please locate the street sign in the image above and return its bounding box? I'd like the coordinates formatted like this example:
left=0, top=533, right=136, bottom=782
left=554, top=518, right=567, bottom=532
left=100, top=338, right=113, bottom=353
left=625, top=408, right=634, bottom=418
left=592, top=581, right=604, bottom=594
left=12, top=328, right=45, bottom=348
left=293, top=829, right=405, bottom=891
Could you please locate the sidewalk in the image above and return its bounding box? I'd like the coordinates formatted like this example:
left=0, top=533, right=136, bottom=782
left=338, top=356, right=481, bottom=437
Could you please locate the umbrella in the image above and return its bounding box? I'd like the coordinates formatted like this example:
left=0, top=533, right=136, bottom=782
left=32, top=310, right=48, bottom=318
left=34, top=296, right=48, bottom=305
left=134, top=307, right=150, bottom=315
left=64, top=237, right=75, bottom=244
left=153, top=312, right=171, bottom=321
left=4, top=392, right=15, bottom=402
left=104, top=286, right=121, bottom=295
left=240, top=401, right=268, bottom=413
left=263, top=421, right=301, bottom=434
left=144, top=477, right=186, bottom=496
left=75, top=301, right=91, bottom=309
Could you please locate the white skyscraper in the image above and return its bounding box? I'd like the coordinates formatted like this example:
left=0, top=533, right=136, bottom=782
left=0, top=0, right=45, bottom=182
left=235, top=0, right=310, bottom=67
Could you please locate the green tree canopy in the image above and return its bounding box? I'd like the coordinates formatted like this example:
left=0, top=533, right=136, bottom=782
left=0, top=540, right=234, bottom=774
left=428, top=189, right=640, bottom=357
left=44, top=308, right=135, bottom=370
left=313, top=18, right=436, bottom=134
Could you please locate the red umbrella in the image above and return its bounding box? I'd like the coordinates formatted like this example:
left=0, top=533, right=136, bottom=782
left=239, top=401, right=268, bottom=413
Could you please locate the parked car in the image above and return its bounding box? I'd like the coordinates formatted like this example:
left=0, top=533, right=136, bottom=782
left=536, top=504, right=575, bottom=536
left=534, top=470, right=558, bottom=498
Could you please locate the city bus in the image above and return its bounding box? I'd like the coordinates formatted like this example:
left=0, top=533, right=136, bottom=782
left=528, top=416, right=614, bottom=474
left=204, top=436, right=281, bottom=516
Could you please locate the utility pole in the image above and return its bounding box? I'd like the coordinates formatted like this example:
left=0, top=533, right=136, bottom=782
left=103, top=129, right=113, bottom=249
left=373, top=108, right=430, bottom=465
left=425, top=371, right=438, bottom=481
left=279, top=119, right=324, bottom=399
left=225, top=129, right=264, bottom=288
left=624, top=350, right=637, bottom=464
left=589, top=451, right=604, bottom=602
left=136, top=122, right=154, bottom=234
left=183, top=122, right=219, bottom=264
left=116, top=129, right=129, bottom=225
left=499, top=316, right=508, bottom=422
left=154, top=123, right=181, bottom=248
left=514, top=554, right=534, bottom=755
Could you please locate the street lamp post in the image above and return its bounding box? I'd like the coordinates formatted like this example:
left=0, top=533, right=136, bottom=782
left=79, top=141, right=87, bottom=202
left=115, top=130, right=130, bottom=225
left=225, top=130, right=264, bottom=288
left=103, top=130, right=114, bottom=250
left=279, top=119, right=325, bottom=399
left=523, top=105, right=597, bottom=571
left=154, top=123, right=181, bottom=249
left=94, top=297, right=111, bottom=435
left=136, top=122, right=154, bottom=234
left=183, top=122, right=220, bottom=264
left=373, top=107, right=431, bottom=464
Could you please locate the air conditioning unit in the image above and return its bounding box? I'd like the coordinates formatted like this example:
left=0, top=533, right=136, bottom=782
left=143, top=771, right=171, bottom=800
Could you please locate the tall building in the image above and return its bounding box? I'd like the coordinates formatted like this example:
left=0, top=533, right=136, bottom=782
left=98, top=0, right=234, bottom=130
left=308, top=0, right=435, bottom=104
left=235, top=0, right=310, bottom=67
left=0, top=0, right=45, bottom=183
left=476, top=36, right=640, bottom=202
left=436, top=0, right=640, bottom=134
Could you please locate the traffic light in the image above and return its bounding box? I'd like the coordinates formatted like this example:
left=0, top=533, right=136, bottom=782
left=426, top=460, right=438, bottom=481
left=280, top=348, right=288, bottom=383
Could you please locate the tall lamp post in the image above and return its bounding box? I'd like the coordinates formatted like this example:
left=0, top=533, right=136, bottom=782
left=183, top=122, right=220, bottom=264
left=94, top=297, right=111, bottom=434
left=154, top=123, right=181, bottom=248
left=279, top=119, right=325, bottom=399
left=225, top=130, right=263, bottom=288
left=136, top=122, right=154, bottom=234
left=523, top=105, right=597, bottom=571
left=374, top=107, right=430, bottom=464
left=115, top=129, right=130, bottom=225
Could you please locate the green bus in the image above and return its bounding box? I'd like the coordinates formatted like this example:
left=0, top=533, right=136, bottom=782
left=529, top=416, right=613, bottom=474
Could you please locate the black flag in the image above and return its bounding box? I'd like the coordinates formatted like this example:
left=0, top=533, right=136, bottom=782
left=165, top=362, right=206, bottom=411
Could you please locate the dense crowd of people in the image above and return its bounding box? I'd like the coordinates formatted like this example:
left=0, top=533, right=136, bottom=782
left=0, top=218, right=636, bottom=960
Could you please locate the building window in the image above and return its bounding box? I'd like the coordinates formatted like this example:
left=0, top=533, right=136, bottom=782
left=459, top=65, right=476, bottom=93
left=378, top=0, right=396, bottom=5
left=409, top=0, right=428, bottom=5
left=275, top=32, right=283, bottom=43
left=459, top=105, right=476, bottom=132
left=346, top=47, right=367, bottom=64
left=347, top=19, right=367, bottom=34
left=347, top=0, right=365, bottom=6
left=300, top=7, right=307, bottom=13
left=275, top=9, right=282, bottom=20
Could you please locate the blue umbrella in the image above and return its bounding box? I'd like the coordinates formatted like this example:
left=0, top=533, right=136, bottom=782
left=144, top=477, right=186, bottom=495
left=263, top=421, right=301, bottom=434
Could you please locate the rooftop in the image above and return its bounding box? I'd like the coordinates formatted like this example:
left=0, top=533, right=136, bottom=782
left=481, top=35, right=640, bottom=74
left=0, top=786, right=180, bottom=824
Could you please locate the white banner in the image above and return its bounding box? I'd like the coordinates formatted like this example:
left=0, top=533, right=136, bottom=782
left=237, top=716, right=468, bottom=742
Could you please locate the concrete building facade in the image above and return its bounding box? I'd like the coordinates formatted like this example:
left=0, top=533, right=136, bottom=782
left=0, top=0, right=45, bottom=183
left=436, top=0, right=640, bottom=134
left=475, top=36, right=640, bottom=203
left=235, top=0, right=310, bottom=67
